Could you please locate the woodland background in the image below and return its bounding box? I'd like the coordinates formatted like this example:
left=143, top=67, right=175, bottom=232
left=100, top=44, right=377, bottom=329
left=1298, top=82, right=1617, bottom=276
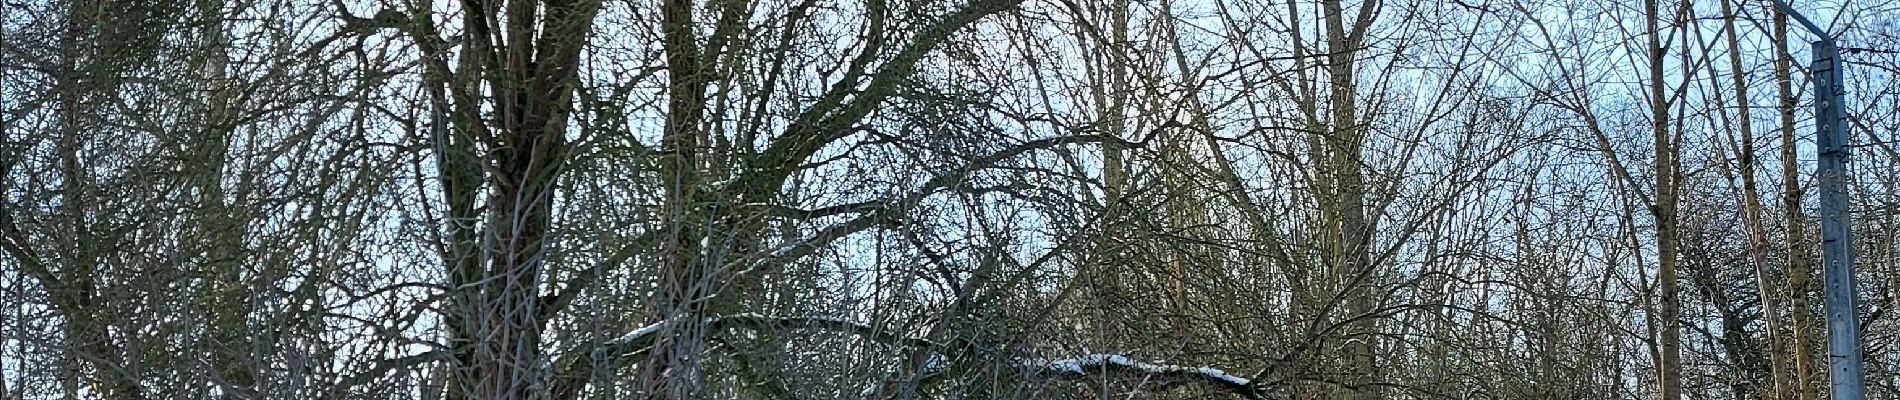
left=2, top=0, right=1899, bottom=399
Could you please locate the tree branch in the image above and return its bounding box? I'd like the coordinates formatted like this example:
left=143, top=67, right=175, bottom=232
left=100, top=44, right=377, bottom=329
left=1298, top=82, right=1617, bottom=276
left=547, top=314, right=944, bottom=399
left=1026, top=354, right=1266, bottom=400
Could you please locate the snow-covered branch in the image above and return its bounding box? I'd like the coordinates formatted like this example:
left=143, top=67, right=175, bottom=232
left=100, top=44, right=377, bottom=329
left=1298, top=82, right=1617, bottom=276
left=1029, top=354, right=1265, bottom=399
left=561, top=315, right=1272, bottom=400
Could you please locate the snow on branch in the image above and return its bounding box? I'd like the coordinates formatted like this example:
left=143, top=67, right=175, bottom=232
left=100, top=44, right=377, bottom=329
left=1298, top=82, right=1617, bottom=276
left=1029, top=354, right=1264, bottom=399
left=605, top=317, right=669, bottom=347
left=572, top=316, right=1270, bottom=400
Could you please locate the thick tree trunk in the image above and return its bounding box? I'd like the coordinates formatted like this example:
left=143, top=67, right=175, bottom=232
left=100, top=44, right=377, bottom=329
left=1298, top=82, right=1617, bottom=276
left=640, top=0, right=713, bottom=396
left=1321, top=0, right=1379, bottom=397
left=424, top=2, right=599, bottom=399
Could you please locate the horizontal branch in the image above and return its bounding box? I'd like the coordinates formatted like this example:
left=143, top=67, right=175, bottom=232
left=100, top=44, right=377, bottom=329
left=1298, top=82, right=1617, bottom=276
left=554, top=315, right=1272, bottom=400
left=1028, top=354, right=1265, bottom=400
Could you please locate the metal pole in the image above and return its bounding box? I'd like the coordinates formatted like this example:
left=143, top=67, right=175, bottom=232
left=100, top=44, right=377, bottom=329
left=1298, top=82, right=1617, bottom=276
left=1770, top=1, right=1867, bottom=398
left=1810, top=38, right=1866, bottom=400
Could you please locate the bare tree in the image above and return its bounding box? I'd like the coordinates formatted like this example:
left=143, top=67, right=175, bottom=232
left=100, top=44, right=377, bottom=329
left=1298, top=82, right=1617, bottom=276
left=5, top=0, right=1900, bottom=400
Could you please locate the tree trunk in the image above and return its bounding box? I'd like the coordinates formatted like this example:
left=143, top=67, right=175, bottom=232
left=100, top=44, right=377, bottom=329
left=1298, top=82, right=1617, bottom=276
left=190, top=0, right=257, bottom=394
left=640, top=0, right=713, bottom=396
left=1772, top=7, right=1822, bottom=400
left=1645, top=0, right=1682, bottom=399
left=1716, top=0, right=1791, bottom=396
left=426, top=2, right=600, bottom=399
left=1321, top=0, right=1379, bottom=397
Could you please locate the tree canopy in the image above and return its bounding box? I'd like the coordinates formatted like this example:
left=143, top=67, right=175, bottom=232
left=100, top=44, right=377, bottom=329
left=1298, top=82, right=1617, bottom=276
left=3, top=0, right=1899, bottom=399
